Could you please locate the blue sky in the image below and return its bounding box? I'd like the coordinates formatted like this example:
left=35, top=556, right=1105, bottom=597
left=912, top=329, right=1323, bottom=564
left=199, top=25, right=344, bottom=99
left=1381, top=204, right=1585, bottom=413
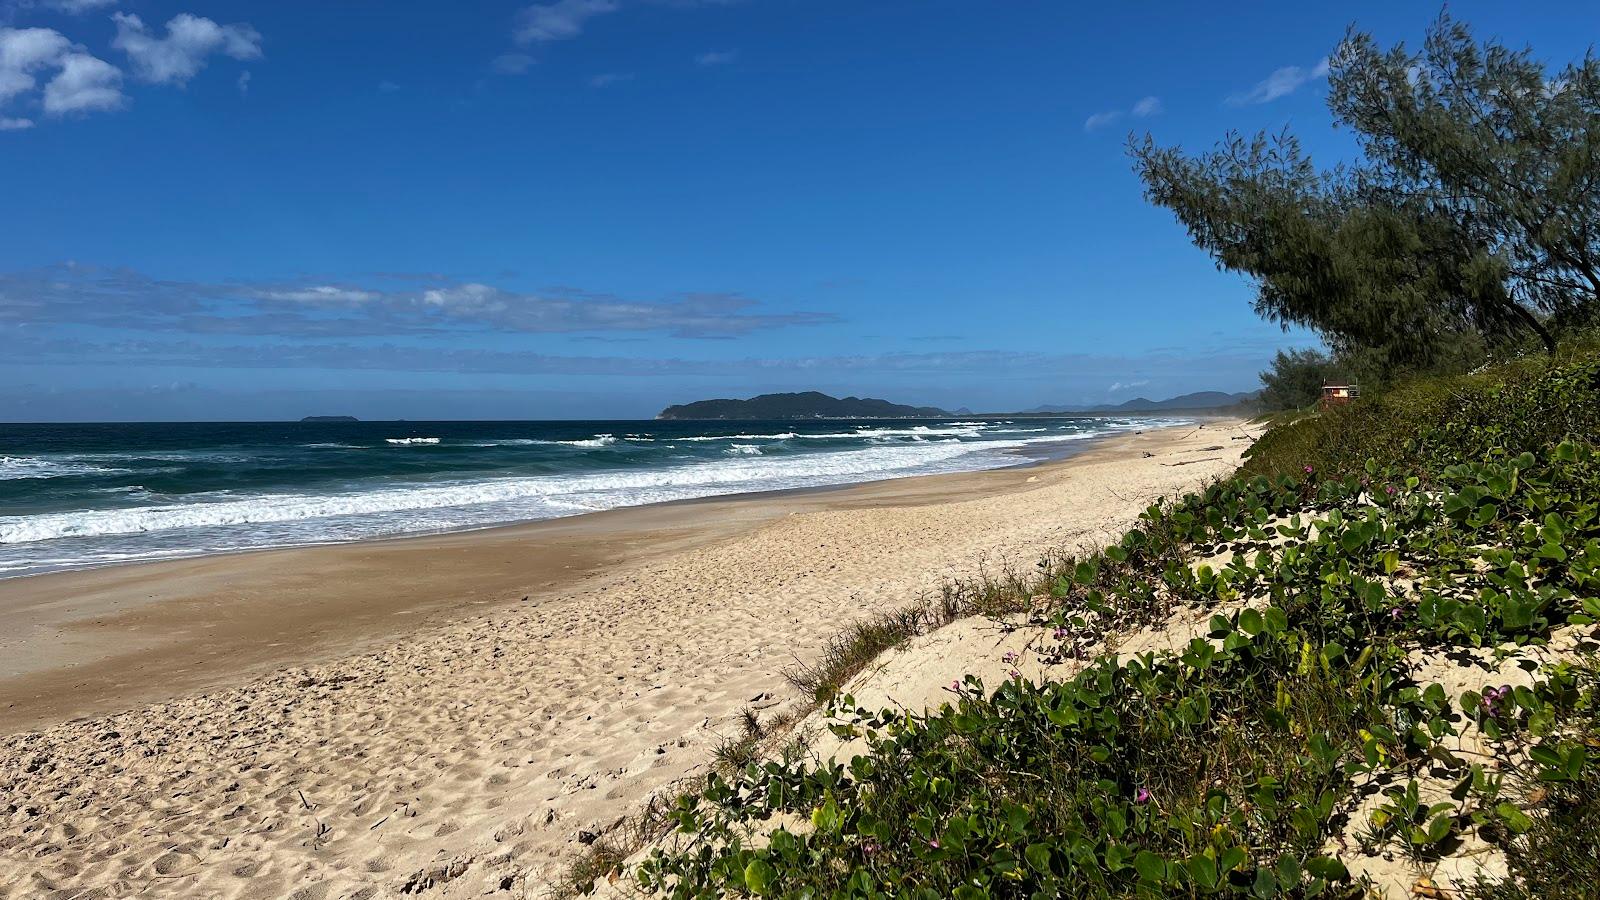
left=2, top=0, right=1595, bottom=420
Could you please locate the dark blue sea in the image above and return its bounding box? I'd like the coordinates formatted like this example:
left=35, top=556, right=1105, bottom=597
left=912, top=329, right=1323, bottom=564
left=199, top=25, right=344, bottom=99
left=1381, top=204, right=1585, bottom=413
left=0, top=416, right=1181, bottom=578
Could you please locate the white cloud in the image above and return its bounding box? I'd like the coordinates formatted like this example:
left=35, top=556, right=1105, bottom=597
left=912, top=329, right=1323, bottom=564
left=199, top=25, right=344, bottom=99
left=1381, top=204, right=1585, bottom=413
left=492, top=53, right=535, bottom=75
left=1131, top=95, right=1162, bottom=117
left=1108, top=379, right=1150, bottom=393
left=695, top=50, right=737, bottom=66
left=46, top=0, right=118, bottom=13
left=1085, top=95, right=1162, bottom=132
left=112, top=12, right=261, bottom=86
left=0, top=264, right=838, bottom=339
left=588, top=71, right=631, bottom=88
left=1083, top=110, right=1121, bottom=131
left=1, top=27, right=124, bottom=121
left=378, top=80, right=400, bottom=93
left=257, top=286, right=380, bottom=304
left=1227, top=57, right=1329, bottom=105
left=42, top=51, right=122, bottom=113
left=0, top=27, right=72, bottom=104
left=236, top=69, right=250, bottom=95
left=514, top=0, right=618, bottom=44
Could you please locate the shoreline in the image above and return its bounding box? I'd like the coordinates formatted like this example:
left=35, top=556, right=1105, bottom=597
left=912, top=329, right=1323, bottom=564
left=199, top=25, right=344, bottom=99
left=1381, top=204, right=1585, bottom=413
left=1, top=419, right=1254, bottom=898
left=0, top=426, right=1122, bottom=586
left=0, top=428, right=1163, bottom=734
left=0, top=422, right=1155, bottom=584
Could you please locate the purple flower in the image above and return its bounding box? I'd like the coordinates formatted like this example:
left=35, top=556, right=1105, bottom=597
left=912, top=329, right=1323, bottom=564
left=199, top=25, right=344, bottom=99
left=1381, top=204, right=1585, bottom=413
left=1009, top=669, right=1021, bottom=679
left=1482, top=685, right=1512, bottom=711
left=945, top=680, right=962, bottom=693
left=863, top=841, right=880, bottom=855
left=1389, top=607, right=1403, bottom=620
left=1002, top=651, right=1019, bottom=665
left=1052, top=627, right=1069, bottom=641
left=1303, top=465, right=1315, bottom=475
left=1135, top=787, right=1152, bottom=804
left=1385, top=485, right=1397, bottom=496
left=928, top=839, right=940, bottom=848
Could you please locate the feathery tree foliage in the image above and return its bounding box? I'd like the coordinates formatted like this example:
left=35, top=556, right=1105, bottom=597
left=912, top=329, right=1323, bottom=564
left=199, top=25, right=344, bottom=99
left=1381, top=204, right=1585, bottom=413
left=1258, top=347, right=1336, bottom=411
left=1131, top=14, right=1599, bottom=379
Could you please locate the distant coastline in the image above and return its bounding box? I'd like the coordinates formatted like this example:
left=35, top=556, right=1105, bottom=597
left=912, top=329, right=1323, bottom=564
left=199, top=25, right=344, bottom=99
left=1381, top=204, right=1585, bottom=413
left=300, top=415, right=360, bottom=422
left=658, top=391, right=947, bottom=420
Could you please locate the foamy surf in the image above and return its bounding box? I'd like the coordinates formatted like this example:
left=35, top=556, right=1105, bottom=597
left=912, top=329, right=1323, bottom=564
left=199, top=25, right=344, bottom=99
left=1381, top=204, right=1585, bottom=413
left=0, top=416, right=1184, bottom=576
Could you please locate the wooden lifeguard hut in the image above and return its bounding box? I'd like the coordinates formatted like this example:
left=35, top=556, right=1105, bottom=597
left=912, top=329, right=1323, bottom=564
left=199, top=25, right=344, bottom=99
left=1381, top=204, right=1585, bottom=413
left=1320, top=382, right=1359, bottom=409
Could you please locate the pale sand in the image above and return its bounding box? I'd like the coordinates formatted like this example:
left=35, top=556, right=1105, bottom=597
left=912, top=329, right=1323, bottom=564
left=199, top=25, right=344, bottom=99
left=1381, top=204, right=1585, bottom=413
left=0, top=421, right=1255, bottom=899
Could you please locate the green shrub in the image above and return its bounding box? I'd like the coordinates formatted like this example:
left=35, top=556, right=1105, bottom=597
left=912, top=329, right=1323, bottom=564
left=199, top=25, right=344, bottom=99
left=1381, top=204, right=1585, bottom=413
left=620, top=351, right=1600, bottom=899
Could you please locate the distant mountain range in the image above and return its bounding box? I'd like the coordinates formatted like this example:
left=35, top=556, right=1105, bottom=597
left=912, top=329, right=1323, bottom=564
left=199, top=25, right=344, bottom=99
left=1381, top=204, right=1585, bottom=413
left=300, top=415, right=359, bottom=422
left=658, top=391, right=948, bottom=420
left=1023, top=391, right=1259, bottom=414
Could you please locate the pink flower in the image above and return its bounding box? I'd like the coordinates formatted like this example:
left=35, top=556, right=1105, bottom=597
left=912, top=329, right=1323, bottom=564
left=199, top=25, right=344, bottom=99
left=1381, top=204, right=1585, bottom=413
left=945, top=680, right=961, bottom=693
left=1135, top=787, right=1152, bottom=803
left=1052, top=627, right=1068, bottom=641
left=1303, top=465, right=1315, bottom=475
left=1385, top=485, right=1397, bottom=495
left=1008, top=669, right=1021, bottom=678
left=1002, top=651, right=1019, bottom=664
left=1482, top=685, right=1512, bottom=711
left=928, top=839, right=940, bottom=848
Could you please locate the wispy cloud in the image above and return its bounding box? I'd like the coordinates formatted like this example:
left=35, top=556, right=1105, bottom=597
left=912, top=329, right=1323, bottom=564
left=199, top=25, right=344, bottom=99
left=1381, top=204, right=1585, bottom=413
left=377, top=79, right=400, bottom=93
left=1084, top=94, right=1162, bottom=132
left=514, top=0, right=619, bottom=44
left=1083, top=110, right=1120, bottom=131
left=1, top=338, right=1295, bottom=390
left=588, top=71, right=632, bottom=88
left=1107, top=379, right=1149, bottom=393
left=44, top=0, right=118, bottom=14
left=491, top=52, right=535, bottom=75
left=0, top=264, right=839, bottom=339
left=695, top=49, right=737, bottom=66
left=1227, top=57, right=1329, bottom=105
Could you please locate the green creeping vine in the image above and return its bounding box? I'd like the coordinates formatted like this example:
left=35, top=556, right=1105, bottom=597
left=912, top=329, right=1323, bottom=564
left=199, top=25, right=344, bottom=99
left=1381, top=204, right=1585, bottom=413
left=617, top=355, right=1600, bottom=899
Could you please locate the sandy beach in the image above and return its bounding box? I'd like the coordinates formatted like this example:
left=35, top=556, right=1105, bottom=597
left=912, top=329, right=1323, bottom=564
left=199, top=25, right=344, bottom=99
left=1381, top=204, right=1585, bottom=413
left=0, top=421, right=1255, bottom=899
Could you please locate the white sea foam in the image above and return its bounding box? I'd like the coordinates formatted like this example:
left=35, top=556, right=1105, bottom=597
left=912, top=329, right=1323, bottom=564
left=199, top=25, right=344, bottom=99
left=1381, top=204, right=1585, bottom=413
left=385, top=437, right=440, bottom=445
left=0, top=417, right=1190, bottom=575
left=0, top=456, right=129, bottom=480
left=679, top=432, right=798, bottom=442
left=0, top=435, right=1061, bottom=545
left=482, top=434, right=620, bottom=447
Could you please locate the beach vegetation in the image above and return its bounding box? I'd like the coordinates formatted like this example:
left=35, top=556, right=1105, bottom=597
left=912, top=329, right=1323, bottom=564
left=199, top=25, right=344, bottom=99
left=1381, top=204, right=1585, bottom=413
left=1132, top=14, right=1600, bottom=383
left=616, top=345, right=1600, bottom=897
left=1257, top=348, right=1340, bottom=411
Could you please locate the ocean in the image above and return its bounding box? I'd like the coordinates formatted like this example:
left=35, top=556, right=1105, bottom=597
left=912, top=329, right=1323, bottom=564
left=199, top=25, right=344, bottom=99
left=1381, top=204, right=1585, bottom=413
left=0, top=416, right=1181, bottom=579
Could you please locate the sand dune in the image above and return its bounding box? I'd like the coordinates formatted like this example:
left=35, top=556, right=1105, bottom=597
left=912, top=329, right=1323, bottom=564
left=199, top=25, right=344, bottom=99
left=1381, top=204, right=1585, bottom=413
left=0, top=422, right=1254, bottom=899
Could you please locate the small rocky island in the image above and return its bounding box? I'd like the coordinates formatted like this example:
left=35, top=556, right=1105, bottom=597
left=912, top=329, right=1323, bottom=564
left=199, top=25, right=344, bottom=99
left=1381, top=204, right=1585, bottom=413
left=300, top=415, right=359, bottom=422
left=658, top=391, right=948, bottom=420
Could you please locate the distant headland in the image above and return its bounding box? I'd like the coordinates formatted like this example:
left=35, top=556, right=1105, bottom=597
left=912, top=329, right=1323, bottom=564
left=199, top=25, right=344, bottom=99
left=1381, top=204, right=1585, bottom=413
left=658, top=391, right=947, bottom=420
left=299, top=415, right=359, bottom=423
